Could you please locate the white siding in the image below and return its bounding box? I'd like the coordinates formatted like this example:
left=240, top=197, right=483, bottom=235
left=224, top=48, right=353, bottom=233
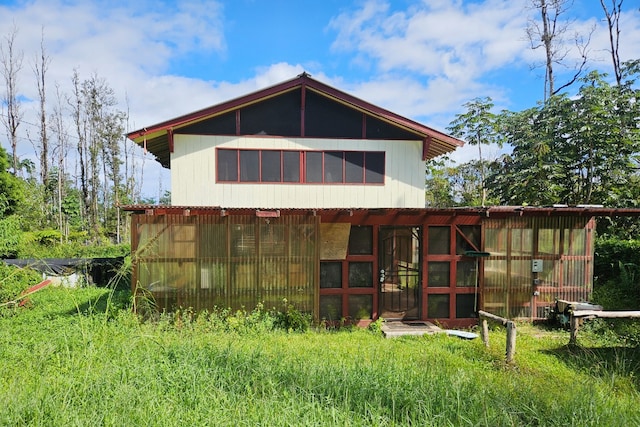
left=170, top=135, right=425, bottom=208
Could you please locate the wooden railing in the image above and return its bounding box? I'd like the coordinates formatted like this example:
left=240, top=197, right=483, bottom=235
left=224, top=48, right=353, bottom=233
left=569, top=310, right=640, bottom=344
left=478, top=310, right=517, bottom=364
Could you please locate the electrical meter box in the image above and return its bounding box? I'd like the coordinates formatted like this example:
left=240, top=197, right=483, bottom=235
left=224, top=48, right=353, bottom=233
left=532, top=259, right=543, bottom=273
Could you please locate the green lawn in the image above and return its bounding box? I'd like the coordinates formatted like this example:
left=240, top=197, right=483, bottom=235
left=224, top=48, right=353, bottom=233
left=1, top=287, right=639, bottom=426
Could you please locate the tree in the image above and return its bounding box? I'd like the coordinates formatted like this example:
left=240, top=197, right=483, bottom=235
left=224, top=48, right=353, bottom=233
left=0, top=144, right=23, bottom=216
left=600, top=0, right=624, bottom=85
left=425, top=158, right=499, bottom=207
left=32, top=27, right=51, bottom=190
left=447, top=97, right=502, bottom=207
left=0, top=24, right=23, bottom=175
left=526, top=0, right=592, bottom=100
left=488, top=66, right=640, bottom=207
left=50, top=83, right=71, bottom=239
left=69, top=71, right=127, bottom=242
left=425, top=158, right=456, bottom=207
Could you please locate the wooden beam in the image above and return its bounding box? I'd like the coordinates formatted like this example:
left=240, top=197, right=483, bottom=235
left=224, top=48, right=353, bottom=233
left=300, top=84, right=306, bottom=137
left=478, top=310, right=509, bottom=326
left=571, top=310, right=640, bottom=318
left=168, top=128, right=174, bottom=153
left=569, top=310, right=640, bottom=344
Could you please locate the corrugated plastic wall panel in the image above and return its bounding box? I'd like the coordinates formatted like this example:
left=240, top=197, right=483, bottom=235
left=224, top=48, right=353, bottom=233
left=132, top=214, right=318, bottom=314
left=482, top=216, right=594, bottom=319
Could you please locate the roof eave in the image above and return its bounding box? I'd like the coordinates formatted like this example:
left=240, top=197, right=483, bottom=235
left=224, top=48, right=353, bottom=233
left=126, top=73, right=465, bottom=162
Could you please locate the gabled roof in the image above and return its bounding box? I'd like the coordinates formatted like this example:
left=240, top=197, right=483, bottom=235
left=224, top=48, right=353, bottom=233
left=127, top=72, right=464, bottom=168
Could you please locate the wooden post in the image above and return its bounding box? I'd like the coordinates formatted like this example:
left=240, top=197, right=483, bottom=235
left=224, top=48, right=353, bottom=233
left=505, top=321, right=517, bottom=363
left=569, top=315, right=580, bottom=345
left=481, top=318, right=490, bottom=347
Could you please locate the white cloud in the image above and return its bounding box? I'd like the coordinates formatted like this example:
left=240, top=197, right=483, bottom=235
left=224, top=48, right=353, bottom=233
left=329, top=0, right=530, bottom=79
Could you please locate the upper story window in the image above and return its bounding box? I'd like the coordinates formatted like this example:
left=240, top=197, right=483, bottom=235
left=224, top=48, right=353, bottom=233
left=217, top=149, right=385, bottom=184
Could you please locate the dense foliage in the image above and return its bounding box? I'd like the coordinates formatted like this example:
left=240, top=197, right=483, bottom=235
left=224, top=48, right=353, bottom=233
left=490, top=66, right=640, bottom=207
left=432, top=60, right=640, bottom=239
left=593, top=238, right=640, bottom=310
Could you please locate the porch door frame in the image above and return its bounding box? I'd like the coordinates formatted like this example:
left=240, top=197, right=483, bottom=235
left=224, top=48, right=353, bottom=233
left=378, top=226, right=422, bottom=320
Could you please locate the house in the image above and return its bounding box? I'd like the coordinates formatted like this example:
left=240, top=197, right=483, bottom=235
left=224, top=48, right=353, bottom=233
left=124, top=73, right=633, bottom=327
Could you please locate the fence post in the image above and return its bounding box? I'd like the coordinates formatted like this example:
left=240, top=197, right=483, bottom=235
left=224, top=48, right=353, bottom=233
left=505, top=321, right=517, bottom=364
left=481, top=318, right=490, bottom=347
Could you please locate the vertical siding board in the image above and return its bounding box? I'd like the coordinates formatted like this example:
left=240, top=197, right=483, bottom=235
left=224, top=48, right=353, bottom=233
left=172, top=135, right=424, bottom=208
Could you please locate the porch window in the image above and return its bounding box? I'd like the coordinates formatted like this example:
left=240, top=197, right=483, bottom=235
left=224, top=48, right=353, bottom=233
left=348, top=226, right=373, bottom=255
left=283, top=151, right=301, bottom=182
left=428, top=226, right=450, bottom=254
left=320, top=262, right=342, bottom=288
left=348, top=294, right=373, bottom=320
left=364, top=152, right=384, bottom=183
left=217, top=149, right=238, bottom=181
left=319, top=295, right=342, bottom=321
left=456, top=294, right=476, bottom=318
left=428, top=261, right=450, bottom=287
left=456, top=225, right=480, bottom=254
left=239, top=150, right=259, bottom=182
left=261, top=150, right=281, bottom=182
left=345, top=151, right=364, bottom=183
left=428, top=294, right=450, bottom=318
left=305, top=151, right=323, bottom=183
left=348, top=262, right=373, bottom=288
left=324, top=151, right=343, bottom=182
left=456, top=260, right=477, bottom=287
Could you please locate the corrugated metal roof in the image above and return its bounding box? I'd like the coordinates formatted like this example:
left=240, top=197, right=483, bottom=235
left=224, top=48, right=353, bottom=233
left=120, top=205, right=640, bottom=217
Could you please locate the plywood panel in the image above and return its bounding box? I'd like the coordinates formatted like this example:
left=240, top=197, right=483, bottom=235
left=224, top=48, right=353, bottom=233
left=320, top=223, right=351, bottom=260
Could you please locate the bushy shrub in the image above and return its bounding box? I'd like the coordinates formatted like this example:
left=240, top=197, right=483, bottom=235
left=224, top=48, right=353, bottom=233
left=15, top=236, right=130, bottom=259
left=142, top=300, right=312, bottom=334
left=594, top=238, right=640, bottom=288
left=0, top=215, right=22, bottom=258
left=590, top=238, right=640, bottom=345
left=271, top=299, right=311, bottom=332
left=0, top=263, right=43, bottom=304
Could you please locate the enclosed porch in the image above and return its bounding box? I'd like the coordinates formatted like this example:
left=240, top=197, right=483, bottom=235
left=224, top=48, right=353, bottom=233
left=125, top=206, right=601, bottom=327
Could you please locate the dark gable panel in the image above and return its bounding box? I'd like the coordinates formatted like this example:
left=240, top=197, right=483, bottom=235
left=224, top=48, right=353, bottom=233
left=305, top=90, right=362, bottom=138
left=175, top=110, right=236, bottom=135
left=366, top=114, right=421, bottom=140
left=240, top=89, right=301, bottom=136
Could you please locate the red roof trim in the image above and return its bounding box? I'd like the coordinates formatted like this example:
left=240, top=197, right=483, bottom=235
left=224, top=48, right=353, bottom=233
left=120, top=204, right=640, bottom=218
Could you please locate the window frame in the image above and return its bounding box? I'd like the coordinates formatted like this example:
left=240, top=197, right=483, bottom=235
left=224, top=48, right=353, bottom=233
left=216, top=148, right=385, bottom=185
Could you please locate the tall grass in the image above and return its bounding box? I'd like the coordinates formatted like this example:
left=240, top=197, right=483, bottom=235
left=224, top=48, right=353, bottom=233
left=1, top=287, right=639, bottom=426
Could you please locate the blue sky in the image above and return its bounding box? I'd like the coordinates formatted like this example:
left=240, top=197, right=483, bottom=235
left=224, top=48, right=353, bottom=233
left=1, top=0, right=639, bottom=198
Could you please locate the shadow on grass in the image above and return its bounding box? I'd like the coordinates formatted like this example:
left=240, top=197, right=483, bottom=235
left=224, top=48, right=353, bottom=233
left=543, top=344, right=640, bottom=391
left=64, top=289, right=133, bottom=317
